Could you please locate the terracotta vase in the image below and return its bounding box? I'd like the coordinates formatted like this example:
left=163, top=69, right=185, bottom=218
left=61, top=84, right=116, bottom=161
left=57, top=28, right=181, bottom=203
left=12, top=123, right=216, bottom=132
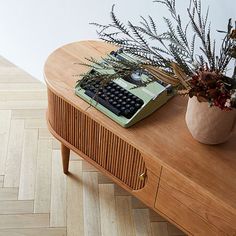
left=185, top=97, right=236, bottom=145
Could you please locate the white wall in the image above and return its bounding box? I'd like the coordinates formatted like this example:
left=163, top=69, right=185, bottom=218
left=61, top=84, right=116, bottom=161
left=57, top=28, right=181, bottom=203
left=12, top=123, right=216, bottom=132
left=0, top=0, right=235, bottom=82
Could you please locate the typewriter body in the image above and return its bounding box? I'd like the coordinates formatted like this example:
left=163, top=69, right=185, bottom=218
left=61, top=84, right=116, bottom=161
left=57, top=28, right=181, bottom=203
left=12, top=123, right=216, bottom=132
left=75, top=50, right=174, bottom=127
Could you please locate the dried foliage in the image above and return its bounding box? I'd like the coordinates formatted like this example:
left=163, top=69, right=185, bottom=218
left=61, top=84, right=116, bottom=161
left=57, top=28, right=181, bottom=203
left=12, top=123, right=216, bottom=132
left=79, top=0, right=236, bottom=110
left=188, top=69, right=236, bottom=110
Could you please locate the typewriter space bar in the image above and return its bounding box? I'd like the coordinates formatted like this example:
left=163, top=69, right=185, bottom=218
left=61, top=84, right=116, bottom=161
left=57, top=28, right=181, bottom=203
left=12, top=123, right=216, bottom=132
left=85, top=90, right=121, bottom=116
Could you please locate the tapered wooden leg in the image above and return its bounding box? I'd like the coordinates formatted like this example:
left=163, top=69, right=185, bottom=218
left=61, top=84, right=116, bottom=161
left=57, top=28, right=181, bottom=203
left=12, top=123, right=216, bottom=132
left=61, top=143, right=70, bottom=174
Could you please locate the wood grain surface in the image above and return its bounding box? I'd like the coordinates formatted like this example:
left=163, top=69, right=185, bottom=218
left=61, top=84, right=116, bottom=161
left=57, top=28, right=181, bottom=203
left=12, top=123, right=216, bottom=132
left=44, top=41, right=236, bottom=235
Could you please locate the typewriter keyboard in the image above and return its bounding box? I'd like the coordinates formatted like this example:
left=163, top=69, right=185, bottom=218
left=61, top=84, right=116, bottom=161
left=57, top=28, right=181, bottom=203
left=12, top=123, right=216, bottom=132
left=80, top=78, right=144, bottom=119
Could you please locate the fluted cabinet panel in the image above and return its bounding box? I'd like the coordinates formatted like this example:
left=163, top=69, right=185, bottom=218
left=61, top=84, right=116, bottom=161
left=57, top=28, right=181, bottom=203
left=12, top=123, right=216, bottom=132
left=48, top=89, right=146, bottom=190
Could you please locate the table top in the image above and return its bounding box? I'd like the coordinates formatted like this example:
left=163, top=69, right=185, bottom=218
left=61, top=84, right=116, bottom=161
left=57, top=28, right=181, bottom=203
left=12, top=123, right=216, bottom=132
left=44, top=40, right=236, bottom=214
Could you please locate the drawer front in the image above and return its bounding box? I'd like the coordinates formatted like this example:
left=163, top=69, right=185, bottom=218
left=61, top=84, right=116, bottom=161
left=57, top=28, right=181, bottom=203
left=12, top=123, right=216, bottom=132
left=48, top=89, right=147, bottom=190
left=155, top=187, right=223, bottom=236
left=155, top=168, right=235, bottom=236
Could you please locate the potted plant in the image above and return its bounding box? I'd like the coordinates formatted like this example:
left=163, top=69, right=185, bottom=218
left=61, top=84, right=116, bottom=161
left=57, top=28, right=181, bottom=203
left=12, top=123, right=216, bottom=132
left=80, top=0, right=236, bottom=144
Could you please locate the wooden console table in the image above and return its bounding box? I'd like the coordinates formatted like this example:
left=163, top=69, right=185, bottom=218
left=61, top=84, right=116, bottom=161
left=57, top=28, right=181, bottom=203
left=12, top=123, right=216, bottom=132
left=44, top=41, right=236, bottom=236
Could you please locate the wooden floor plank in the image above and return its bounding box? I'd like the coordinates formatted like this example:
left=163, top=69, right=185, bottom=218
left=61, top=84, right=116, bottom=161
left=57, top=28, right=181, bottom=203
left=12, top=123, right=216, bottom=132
left=25, top=118, right=47, bottom=129
left=67, top=161, right=84, bottom=236
left=114, top=185, right=131, bottom=196
left=115, top=196, right=135, bottom=236
left=11, top=109, right=46, bottom=119
left=0, top=67, right=39, bottom=83
left=83, top=172, right=101, bottom=236
left=0, top=228, right=66, bottom=236
left=52, top=139, right=61, bottom=149
left=0, top=214, right=49, bottom=229
left=132, top=197, right=148, bottom=209
left=149, top=209, right=167, bottom=222
left=82, top=161, right=98, bottom=172
left=50, top=150, right=67, bottom=227
left=0, top=188, right=18, bottom=200
left=0, top=200, right=34, bottom=214
left=99, top=184, right=117, bottom=236
left=151, top=222, right=169, bottom=236
left=0, top=91, right=47, bottom=101
left=39, top=128, right=53, bottom=139
left=0, top=100, right=47, bottom=110
left=0, top=83, right=45, bottom=91
left=70, top=151, right=83, bottom=161
left=167, top=223, right=186, bottom=236
left=0, top=176, right=3, bottom=187
left=0, top=76, right=39, bottom=83
left=133, top=209, right=152, bottom=236
left=18, top=129, right=38, bottom=200
left=98, top=173, right=114, bottom=184
left=0, top=78, right=39, bottom=86
left=0, top=110, right=11, bottom=175
left=34, top=139, right=52, bottom=213
left=4, top=119, right=24, bottom=187
left=0, top=76, right=39, bottom=84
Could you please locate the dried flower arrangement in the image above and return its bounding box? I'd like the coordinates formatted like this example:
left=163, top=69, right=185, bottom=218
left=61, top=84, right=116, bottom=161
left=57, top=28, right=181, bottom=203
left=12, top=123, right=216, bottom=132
left=79, top=0, right=236, bottom=110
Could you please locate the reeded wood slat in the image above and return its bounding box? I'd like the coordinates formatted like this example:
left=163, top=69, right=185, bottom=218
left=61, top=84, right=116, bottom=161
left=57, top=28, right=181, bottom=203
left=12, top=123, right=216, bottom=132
left=47, top=89, right=146, bottom=190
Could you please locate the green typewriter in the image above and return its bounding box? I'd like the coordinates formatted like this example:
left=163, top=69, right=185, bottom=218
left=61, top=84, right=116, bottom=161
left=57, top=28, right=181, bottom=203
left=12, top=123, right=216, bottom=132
left=75, top=49, right=174, bottom=127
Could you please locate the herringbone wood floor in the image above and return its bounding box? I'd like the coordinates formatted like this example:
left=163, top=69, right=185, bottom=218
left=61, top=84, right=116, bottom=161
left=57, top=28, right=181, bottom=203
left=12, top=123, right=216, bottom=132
left=0, top=56, right=186, bottom=236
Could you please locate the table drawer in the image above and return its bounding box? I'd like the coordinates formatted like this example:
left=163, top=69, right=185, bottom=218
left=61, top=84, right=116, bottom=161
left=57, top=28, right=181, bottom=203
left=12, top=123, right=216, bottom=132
left=155, top=168, right=236, bottom=235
